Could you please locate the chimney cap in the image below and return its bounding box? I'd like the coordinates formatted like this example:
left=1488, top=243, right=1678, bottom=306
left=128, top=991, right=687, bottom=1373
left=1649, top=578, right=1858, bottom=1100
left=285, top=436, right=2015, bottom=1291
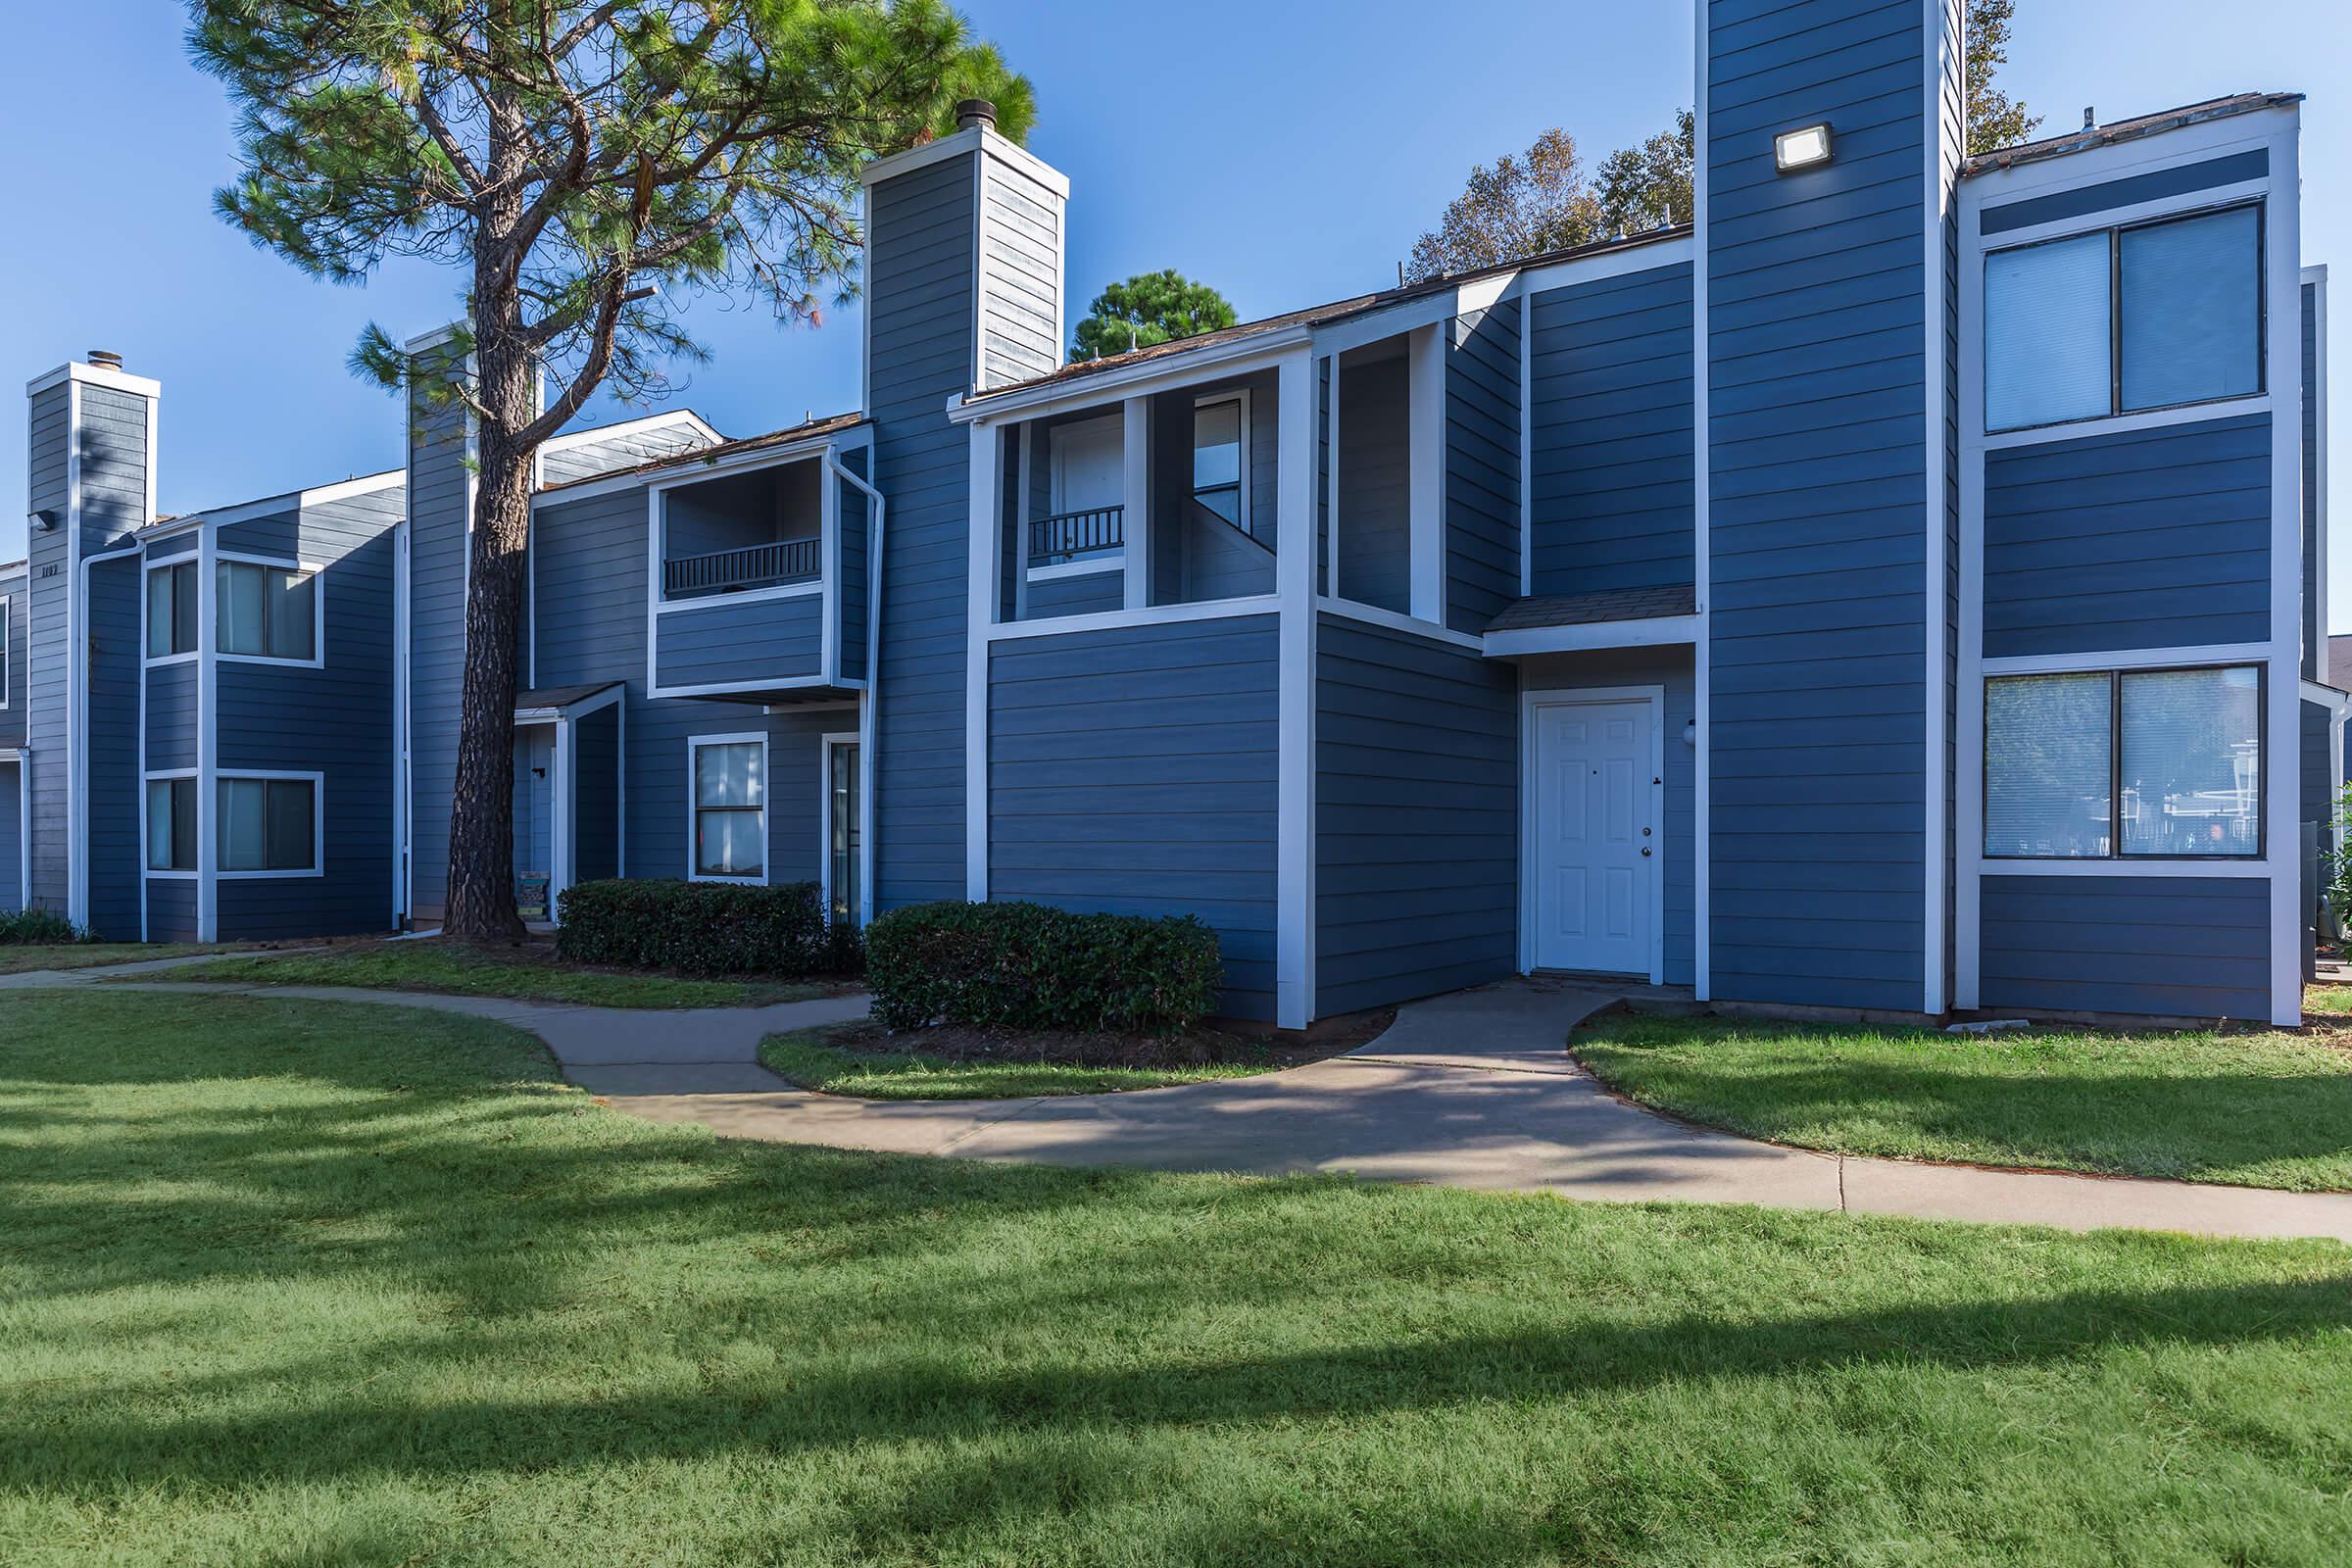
left=956, top=98, right=997, bottom=132
left=87, top=349, right=123, bottom=370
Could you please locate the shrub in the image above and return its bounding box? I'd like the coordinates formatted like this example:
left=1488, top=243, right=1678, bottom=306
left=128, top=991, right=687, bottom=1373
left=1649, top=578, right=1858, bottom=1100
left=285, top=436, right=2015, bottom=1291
left=555, top=880, right=858, bottom=977
left=865, top=901, right=1222, bottom=1035
left=0, top=908, right=91, bottom=946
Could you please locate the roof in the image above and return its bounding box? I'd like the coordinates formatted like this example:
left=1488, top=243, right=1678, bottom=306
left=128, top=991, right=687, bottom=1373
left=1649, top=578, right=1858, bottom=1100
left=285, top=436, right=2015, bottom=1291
left=1487, top=585, right=1697, bottom=632
left=514, top=681, right=622, bottom=714
left=1963, top=93, right=2301, bottom=177
left=0, top=557, right=24, bottom=575
left=144, top=468, right=406, bottom=532
left=538, top=410, right=866, bottom=492
left=967, top=224, right=1694, bottom=404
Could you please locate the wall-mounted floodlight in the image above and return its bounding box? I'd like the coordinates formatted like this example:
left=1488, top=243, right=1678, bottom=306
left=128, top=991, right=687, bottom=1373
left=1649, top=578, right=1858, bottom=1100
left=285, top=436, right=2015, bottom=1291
left=27, top=509, right=59, bottom=534
left=1774, top=123, right=1834, bottom=173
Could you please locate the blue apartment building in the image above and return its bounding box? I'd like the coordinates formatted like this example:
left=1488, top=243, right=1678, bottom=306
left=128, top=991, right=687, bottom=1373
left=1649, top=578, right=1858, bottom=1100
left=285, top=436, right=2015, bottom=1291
left=2, top=1, right=2335, bottom=1028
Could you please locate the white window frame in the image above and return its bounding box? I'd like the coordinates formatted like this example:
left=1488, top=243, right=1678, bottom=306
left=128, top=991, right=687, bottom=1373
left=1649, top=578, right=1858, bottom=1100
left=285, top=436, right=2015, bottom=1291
left=142, top=768, right=199, bottom=879
left=1191, top=386, right=1252, bottom=541
left=686, top=731, right=769, bottom=885
left=1983, top=197, right=2269, bottom=437
left=0, top=592, right=9, bottom=709
left=214, top=769, right=325, bottom=880
left=214, top=551, right=326, bottom=669
left=142, top=557, right=200, bottom=667
left=819, top=730, right=860, bottom=924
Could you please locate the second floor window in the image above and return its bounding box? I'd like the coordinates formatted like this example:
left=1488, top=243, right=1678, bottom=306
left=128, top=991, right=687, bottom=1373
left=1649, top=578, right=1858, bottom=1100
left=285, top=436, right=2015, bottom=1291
left=1192, top=394, right=1249, bottom=535
left=218, top=560, right=317, bottom=662
left=146, top=561, right=198, bottom=659
left=1984, top=203, right=2264, bottom=433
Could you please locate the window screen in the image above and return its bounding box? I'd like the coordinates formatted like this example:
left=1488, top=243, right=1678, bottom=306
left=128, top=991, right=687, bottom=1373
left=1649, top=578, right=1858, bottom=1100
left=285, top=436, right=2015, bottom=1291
left=1985, top=232, right=2113, bottom=431
left=694, top=742, right=764, bottom=879
left=1984, top=673, right=2113, bottom=858
left=2120, top=206, right=2262, bottom=413
left=2118, top=665, right=2261, bottom=856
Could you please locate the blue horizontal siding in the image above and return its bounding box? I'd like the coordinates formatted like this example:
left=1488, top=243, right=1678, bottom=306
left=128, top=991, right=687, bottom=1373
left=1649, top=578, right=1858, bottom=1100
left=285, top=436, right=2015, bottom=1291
left=1528, top=262, right=1695, bottom=595
left=1980, top=874, right=2269, bottom=1019
left=1023, top=566, right=1123, bottom=619
left=1446, top=298, right=1523, bottom=631
left=145, top=660, right=197, bottom=773
left=1983, top=414, right=2271, bottom=658
left=1980, top=149, right=2268, bottom=236
left=653, top=593, right=824, bottom=690
left=988, top=615, right=1280, bottom=1020
left=1316, top=615, right=1518, bottom=1015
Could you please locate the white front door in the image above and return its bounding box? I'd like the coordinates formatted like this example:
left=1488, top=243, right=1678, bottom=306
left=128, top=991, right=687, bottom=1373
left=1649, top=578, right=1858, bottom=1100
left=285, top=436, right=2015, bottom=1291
left=1531, top=698, right=1656, bottom=977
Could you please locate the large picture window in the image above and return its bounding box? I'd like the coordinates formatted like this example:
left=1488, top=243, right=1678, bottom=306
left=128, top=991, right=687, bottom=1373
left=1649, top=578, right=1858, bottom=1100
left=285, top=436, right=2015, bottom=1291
left=1984, top=665, right=2262, bottom=859
left=218, top=775, right=319, bottom=874
left=1984, top=203, right=2264, bottom=432
left=691, top=736, right=765, bottom=882
left=217, top=559, right=318, bottom=662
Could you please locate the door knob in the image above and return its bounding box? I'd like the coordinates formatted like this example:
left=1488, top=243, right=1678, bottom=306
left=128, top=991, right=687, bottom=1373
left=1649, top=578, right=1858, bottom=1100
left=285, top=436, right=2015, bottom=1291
left=1641, top=847, right=1652, bottom=857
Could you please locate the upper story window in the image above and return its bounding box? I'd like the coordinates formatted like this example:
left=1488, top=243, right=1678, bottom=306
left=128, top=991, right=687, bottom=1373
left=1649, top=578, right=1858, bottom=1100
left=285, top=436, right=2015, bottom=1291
left=1984, top=203, right=2264, bottom=433
left=1192, top=392, right=1250, bottom=536
left=1984, top=664, right=2262, bottom=859
left=146, top=561, right=199, bottom=660
left=218, top=559, right=318, bottom=662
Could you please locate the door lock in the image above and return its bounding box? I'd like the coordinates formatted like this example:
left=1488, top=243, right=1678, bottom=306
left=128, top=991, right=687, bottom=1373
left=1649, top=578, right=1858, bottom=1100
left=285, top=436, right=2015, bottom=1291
left=1641, top=847, right=1653, bottom=857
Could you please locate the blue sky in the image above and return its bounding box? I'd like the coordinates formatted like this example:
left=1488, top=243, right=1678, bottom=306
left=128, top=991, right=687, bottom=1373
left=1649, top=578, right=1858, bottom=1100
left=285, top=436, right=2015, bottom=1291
left=7, top=1, right=2350, bottom=617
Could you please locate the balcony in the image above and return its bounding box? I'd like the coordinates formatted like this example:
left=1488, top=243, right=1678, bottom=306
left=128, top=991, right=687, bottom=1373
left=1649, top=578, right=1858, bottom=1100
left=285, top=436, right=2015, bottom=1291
left=663, top=537, right=820, bottom=600
left=1029, top=505, right=1124, bottom=564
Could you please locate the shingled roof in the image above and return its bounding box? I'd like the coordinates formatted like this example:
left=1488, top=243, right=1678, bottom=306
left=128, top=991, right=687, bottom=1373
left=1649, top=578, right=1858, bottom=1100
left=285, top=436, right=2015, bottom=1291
left=1963, top=93, right=2301, bottom=177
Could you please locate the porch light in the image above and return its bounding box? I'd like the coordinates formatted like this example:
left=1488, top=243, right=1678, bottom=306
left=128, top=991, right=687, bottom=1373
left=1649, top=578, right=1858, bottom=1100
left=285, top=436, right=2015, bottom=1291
left=1774, top=122, right=1833, bottom=173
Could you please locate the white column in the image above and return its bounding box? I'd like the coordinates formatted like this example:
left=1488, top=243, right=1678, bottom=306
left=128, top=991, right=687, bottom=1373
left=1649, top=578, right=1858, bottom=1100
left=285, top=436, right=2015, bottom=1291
left=1274, top=350, right=1319, bottom=1030
left=550, top=715, right=574, bottom=916
left=1123, top=396, right=1151, bottom=609
left=1407, top=322, right=1446, bottom=624
left=964, top=420, right=999, bottom=905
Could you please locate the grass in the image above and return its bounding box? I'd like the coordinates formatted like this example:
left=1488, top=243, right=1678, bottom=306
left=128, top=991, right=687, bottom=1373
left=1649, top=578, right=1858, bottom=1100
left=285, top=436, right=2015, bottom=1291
left=5, top=992, right=2352, bottom=1564
left=167, top=937, right=836, bottom=1009
left=760, top=1025, right=1287, bottom=1099
left=0, top=943, right=228, bottom=976
left=1573, top=1007, right=2352, bottom=1191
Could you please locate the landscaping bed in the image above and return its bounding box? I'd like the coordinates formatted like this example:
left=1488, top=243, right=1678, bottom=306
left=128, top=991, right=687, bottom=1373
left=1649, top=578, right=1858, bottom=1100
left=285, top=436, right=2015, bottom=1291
left=760, top=1012, right=1390, bottom=1100
left=1572, top=1004, right=2352, bottom=1192
left=4, top=990, right=2350, bottom=1565
left=168, top=936, right=848, bottom=1010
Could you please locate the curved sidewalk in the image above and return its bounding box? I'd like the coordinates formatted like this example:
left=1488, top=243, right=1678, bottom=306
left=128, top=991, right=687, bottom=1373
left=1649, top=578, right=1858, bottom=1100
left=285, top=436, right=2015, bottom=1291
left=18, top=965, right=2352, bottom=1244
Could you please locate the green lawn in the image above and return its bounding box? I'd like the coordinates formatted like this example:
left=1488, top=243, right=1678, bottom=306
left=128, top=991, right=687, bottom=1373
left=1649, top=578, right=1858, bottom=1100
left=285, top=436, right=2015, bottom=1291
left=168, top=938, right=834, bottom=1009
left=5, top=992, right=2352, bottom=1564
left=1574, top=1009, right=2352, bottom=1191
left=760, top=1028, right=1280, bottom=1099
left=0, top=943, right=229, bottom=977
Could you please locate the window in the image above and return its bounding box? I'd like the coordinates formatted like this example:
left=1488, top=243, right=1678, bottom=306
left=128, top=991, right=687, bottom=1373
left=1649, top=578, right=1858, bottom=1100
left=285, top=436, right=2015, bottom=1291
left=0, top=594, right=10, bottom=709
left=146, top=777, right=196, bottom=872
left=824, top=737, right=860, bottom=924
left=1984, top=203, right=2264, bottom=432
left=217, top=559, right=318, bottom=662
left=1984, top=665, right=2262, bottom=859
left=146, top=561, right=198, bottom=660
left=691, top=737, right=765, bottom=881
left=218, top=776, right=318, bottom=874
left=1192, top=393, right=1250, bottom=538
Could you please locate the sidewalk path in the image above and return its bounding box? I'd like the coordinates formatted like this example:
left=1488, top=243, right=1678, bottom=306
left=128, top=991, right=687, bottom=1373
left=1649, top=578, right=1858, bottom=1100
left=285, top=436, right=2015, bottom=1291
left=15, top=961, right=2352, bottom=1244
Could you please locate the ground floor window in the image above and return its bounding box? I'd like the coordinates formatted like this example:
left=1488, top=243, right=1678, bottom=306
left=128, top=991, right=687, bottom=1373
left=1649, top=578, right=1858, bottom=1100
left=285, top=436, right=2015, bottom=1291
left=219, top=775, right=319, bottom=874
left=145, top=776, right=196, bottom=871
left=690, top=735, right=766, bottom=882
left=1984, top=664, right=2262, bottom=859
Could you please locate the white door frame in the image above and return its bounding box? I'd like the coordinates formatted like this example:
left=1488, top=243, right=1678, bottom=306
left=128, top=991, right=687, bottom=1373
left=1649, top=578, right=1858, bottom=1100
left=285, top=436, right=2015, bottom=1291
left=1519, top=685, right=1667, bottom=985
left=819, top=729, right=862, bottom=925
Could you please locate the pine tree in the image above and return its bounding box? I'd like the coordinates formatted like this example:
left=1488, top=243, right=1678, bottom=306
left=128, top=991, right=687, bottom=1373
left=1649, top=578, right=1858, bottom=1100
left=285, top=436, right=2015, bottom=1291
left=1071, top=270, right=1239, bottom=361
left=188, top=1, right=1030, bottom=940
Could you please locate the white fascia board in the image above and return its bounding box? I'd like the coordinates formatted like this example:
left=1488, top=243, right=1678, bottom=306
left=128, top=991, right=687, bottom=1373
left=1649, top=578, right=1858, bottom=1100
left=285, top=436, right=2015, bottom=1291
left=27, top=361, right=164, bottom=400
left=541, top=430, right=848, bottom=507
left=1964, top=104, right=2298, bottom=209
left=1482, top=615, right=1701, bottom=659
left=951, top=329, right=1314, bottom=425
left=1507, top=234, right=1695, bottom=301
left=166, top=470, right=408, bottom=534
left=860, top=124, right=1070, bottom=200
left=540, top=408, right=724, bottom=453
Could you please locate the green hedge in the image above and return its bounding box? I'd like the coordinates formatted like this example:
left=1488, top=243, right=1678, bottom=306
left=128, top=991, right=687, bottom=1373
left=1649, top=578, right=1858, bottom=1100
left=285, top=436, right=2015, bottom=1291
left=0, top=909, right=89, bottom=946
left=555, top=880, right=859, bottom=977
left=865, top=901, right=1222, bottom=1035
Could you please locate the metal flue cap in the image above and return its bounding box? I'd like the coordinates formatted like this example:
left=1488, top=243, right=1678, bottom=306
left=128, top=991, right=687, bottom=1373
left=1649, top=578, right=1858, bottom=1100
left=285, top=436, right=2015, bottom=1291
left=956, top=99, right=997, bottom=132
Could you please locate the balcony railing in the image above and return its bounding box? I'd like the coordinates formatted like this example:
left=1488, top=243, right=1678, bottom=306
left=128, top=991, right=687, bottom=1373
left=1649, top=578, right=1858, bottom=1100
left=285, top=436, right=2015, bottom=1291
left=1029, top=505, right=1125, bottom=563
left=662, top=537, right=820, bottom=599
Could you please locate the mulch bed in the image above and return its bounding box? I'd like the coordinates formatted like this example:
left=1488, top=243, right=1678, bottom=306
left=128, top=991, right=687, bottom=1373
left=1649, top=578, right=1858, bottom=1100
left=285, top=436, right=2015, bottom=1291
left=819, top=1009, right=1396, bottom=1071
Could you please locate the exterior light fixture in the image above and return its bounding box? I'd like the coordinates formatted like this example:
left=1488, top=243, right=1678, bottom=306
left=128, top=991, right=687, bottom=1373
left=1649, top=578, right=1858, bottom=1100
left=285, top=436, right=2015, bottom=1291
left=1774, top=122, right=1834, bottom=173
left=27, top=509, right=59, bottom=534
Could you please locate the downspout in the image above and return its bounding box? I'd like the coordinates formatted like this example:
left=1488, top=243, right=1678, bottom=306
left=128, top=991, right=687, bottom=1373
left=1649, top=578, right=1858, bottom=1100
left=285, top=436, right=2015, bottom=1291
left=16, top=747, right=29, bottom=913
left=825, top=449, right=886, bottom=928
left=72, top=536, right=147, bottom=931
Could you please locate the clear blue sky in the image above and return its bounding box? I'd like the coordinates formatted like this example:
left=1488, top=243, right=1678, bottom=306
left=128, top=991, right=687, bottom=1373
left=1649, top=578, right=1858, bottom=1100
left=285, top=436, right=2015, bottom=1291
left=8, top=1, right=2350, bottom=619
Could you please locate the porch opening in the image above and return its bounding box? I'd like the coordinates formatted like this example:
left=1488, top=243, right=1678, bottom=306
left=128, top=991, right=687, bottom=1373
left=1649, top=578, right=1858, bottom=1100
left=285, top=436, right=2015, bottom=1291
left=660, top=459, right=822, bottom=601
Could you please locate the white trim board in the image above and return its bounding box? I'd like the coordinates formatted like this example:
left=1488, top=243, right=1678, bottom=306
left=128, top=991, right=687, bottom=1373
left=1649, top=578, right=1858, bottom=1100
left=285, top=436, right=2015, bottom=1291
left=1483, top=615, right=1699, bottom=659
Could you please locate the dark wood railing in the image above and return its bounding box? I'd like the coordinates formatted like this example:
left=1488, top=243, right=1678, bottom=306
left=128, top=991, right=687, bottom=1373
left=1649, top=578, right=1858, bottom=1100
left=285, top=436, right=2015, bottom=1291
left=1029, top=505, right=1125, bottom=563
left=662, top=537, right=821, bottom=598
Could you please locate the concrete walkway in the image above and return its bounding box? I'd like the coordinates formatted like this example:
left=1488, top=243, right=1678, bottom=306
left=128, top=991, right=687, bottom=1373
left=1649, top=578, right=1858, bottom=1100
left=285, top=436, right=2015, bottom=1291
left=14, top=961, right=2352, bottom=1244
